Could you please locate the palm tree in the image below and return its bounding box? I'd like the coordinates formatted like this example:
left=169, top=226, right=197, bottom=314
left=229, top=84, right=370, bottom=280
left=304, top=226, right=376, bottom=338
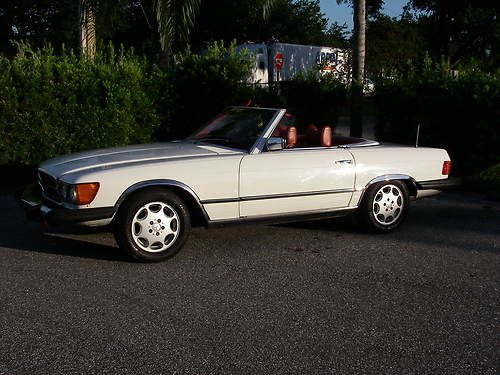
left=79, top=0, right=96, bottom=58
left=350, top=0, right=366, bottom=137
left=153, top=0, right=200, bottom=64
left=153, top=0, right=278, bottom=64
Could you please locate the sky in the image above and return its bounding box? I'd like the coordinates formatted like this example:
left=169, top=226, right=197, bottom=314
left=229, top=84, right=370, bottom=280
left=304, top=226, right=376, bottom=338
left=319, top=0, right=409, bottom=30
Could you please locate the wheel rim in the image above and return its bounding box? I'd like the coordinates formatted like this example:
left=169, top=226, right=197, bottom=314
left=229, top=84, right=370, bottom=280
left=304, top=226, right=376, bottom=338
left=372, top=184, right=404, bottom=225
left=131, top=202, right=180, bottom=253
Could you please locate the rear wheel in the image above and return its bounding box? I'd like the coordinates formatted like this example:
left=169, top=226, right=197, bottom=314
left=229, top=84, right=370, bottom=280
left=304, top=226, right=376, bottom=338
left=114, top=188, right=191, bottom=262
left=359, top=180, right=409, bottom=233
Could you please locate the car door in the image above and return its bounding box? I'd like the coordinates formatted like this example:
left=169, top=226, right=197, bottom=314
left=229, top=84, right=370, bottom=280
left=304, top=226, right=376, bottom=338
left=238, top=148, right=355, bottom=218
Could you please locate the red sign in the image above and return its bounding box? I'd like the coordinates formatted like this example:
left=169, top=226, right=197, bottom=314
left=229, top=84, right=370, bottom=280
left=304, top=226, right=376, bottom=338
left=274, top=52, right=284, bottom=71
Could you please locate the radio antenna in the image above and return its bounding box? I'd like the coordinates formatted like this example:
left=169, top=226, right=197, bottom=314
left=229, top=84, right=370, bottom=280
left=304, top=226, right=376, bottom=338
left=415, top=124, right=420, bottom=148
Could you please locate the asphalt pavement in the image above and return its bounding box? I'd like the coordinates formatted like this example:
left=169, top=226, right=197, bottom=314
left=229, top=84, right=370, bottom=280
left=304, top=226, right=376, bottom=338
left=0, top=193, right=498, bottom=374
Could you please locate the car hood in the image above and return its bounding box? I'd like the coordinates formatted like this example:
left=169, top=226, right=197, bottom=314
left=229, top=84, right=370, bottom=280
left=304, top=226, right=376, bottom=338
left=40, top=141, right=240, bottom=178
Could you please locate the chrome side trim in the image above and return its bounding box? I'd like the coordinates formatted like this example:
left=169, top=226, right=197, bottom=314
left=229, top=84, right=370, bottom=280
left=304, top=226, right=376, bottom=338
left=200, top=188, right=354, bottom=205
left=363, top=174, right=414, bottom=189
left=114, top=179, right=210, bottom=223
left=201, top=197, right=240, bottom=204
left=207, top=206, right=358, bottom=227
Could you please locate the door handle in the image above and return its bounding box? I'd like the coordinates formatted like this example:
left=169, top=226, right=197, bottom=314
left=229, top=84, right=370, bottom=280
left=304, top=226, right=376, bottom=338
left=335, top=159, right=353, bottom=165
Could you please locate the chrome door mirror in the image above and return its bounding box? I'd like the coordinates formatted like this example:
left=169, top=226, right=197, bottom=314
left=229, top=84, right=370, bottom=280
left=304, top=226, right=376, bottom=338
left=266, top=137, right=285, bottom=151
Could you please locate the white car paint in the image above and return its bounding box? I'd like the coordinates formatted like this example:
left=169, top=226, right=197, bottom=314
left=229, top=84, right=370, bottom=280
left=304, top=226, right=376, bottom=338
left=239, top=148, right=355, bottom=217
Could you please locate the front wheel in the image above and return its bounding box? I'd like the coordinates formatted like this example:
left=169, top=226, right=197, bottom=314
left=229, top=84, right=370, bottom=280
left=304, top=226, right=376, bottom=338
left=359, top=180, right=409, bottom=233
left=114, top=188, right=191, bottom=262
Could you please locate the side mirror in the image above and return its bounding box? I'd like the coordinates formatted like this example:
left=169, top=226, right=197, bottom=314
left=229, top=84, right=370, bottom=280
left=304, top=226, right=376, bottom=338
left=266, top=137, right=285, bottom=151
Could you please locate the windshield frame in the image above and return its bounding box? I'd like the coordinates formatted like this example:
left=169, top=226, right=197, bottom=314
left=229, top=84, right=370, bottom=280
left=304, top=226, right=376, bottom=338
left=186, top=106, right=284, bottom=153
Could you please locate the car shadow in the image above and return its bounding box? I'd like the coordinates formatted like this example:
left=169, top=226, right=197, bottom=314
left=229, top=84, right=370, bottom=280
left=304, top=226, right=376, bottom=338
left=0, top=220, right=132, bottom=262
left=276, top=214, right=363, bottom=233
left=0, top=231, right=134, bottom=263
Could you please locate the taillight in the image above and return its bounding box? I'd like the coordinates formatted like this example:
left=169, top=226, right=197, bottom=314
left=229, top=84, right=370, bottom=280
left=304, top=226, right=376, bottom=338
left=442, top=161, right=452, bottom=175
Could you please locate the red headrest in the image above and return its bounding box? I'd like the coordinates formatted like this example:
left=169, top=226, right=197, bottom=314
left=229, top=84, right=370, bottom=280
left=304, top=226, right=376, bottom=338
left=286, top=126, right=297, bottom=148
left=321, top=126, right=332, bottom=147
left=272, top=124, right=287, bottom=137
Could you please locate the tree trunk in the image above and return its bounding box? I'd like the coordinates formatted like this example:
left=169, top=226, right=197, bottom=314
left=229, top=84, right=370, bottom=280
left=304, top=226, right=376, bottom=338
left=79, top=0, right=96, bottom=58
left=350, top=0, right=365, bottom=137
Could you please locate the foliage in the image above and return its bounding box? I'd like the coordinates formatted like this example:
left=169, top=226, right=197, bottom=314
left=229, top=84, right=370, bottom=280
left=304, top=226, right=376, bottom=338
left=366, top=14, right=425, bottom=78
left=163, top=41, right=348, bottom=140
left=153, top=0, right=201, bottom=60
left=374, top=58, right=500, bottom=176
left=0, top=0, right=347, bottom=59
left=0, top=43, right=162, bottom=165
left=282, top=71, right=348, bottom=127
left=336, top=0, right=384, bottom=19
left=189, top=0, right=345, bottom=50
left=160, top=41, right=257, bottom=139
left=478, top=164, right=500, bottom=193
left=0, top=0, right=158, bottom=57
left=409, top=0, right=500, bottom=71
left=0, top=0, right=79, bottom=55
left=260, top=0, right=344, bottom=46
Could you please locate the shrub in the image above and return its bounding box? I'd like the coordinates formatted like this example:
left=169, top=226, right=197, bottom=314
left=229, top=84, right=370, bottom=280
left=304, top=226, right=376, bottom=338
left=163, top=42, right=348, bottom=139
left=0, top=43, right=162, bottom=165
left=163, top=41, right=256, bottom=139
left=374, top=58, right=500, bottom=176
left=282, top=71, right=348, bottom=129
left=479, top=163, right=500, bottom=191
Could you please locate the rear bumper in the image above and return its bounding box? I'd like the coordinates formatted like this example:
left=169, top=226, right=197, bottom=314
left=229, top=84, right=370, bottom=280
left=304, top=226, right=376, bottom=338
left=416, top=177, right=461, bottom=190
left=21, top=199, right=115, bottom=225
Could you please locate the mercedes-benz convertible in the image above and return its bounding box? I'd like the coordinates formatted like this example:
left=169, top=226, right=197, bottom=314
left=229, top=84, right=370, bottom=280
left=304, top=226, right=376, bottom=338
left=26, top=107, right=459, bottom=262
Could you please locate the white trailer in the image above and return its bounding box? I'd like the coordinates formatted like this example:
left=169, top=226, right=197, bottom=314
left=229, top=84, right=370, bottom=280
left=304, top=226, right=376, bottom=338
left=236, top=42, right=350, bottom=84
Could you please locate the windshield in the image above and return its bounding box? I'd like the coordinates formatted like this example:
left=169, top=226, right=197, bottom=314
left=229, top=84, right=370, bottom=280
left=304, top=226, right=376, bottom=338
left=187, top=107, right=278, bottom=151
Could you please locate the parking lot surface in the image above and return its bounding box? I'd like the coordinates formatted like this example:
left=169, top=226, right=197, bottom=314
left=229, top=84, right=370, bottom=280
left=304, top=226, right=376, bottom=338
left=0, top=193, right=498, bottom=374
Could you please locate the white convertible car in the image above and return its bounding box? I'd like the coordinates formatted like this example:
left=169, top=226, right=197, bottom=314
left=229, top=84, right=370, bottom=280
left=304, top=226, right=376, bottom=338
left=27, top=107, right=458, bottom=262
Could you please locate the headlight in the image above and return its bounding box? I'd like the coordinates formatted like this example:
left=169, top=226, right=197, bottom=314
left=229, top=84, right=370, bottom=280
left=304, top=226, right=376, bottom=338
left=58, top=181, right=100, bottom=205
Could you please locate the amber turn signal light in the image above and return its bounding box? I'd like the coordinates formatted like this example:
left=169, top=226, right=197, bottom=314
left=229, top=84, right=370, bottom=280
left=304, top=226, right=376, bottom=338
left=442, top=161, right=452, bottom=175
left=74, top=182, right=100, bottom=205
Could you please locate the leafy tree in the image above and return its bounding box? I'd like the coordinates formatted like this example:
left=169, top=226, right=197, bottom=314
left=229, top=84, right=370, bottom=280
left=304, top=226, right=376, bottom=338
left=151, top=0, right=279, bottom=64
left=0, top=0, right=155, bottom=55
left=153, top=0, right=200, bottom=64
left=189, top=0, right=347, bottom=49
left=1, top=0, right=348, bottom=57
left=409, top=0, right=500, bottom=70
left=0, top=0, right=79, bottom=54
left=366, top=14, right=425, bottom=77
left=262, top=0, right=332, bottom=45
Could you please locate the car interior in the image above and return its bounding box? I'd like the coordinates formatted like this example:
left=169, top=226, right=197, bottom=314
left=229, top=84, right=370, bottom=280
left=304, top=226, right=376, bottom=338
left=271, top=113, right=366, bottom=149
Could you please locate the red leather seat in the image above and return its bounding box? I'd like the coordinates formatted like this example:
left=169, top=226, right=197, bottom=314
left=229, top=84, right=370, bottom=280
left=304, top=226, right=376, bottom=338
left=272, top=125, right=297, bottom=148
left=320, top=126, right=332, bottom=147
left=272, top=124, right=287, bottom=137
left=304, top=124, right=332, bottom=147
left=286, top=126, right=297, bottom=148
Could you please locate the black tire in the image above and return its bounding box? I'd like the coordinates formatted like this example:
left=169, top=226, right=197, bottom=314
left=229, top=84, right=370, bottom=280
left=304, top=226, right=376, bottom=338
left=114, top=188, right=191, bottom=262
left=359, top=180, right=409, bottom=233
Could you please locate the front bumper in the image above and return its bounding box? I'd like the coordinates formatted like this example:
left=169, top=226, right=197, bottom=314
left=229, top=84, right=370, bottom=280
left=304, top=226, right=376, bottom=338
left=21, top=199, right=115, bottom=225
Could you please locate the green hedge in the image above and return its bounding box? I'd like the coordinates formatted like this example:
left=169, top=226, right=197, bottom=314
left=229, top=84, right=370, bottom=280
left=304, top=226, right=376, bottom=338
left=162, top=41, right=256, bottom=140
left=0, top=43, right=163, bottom=165
left=374, top=59, right=500, bottom=176
left=282, top=71, right=347, bottom=127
